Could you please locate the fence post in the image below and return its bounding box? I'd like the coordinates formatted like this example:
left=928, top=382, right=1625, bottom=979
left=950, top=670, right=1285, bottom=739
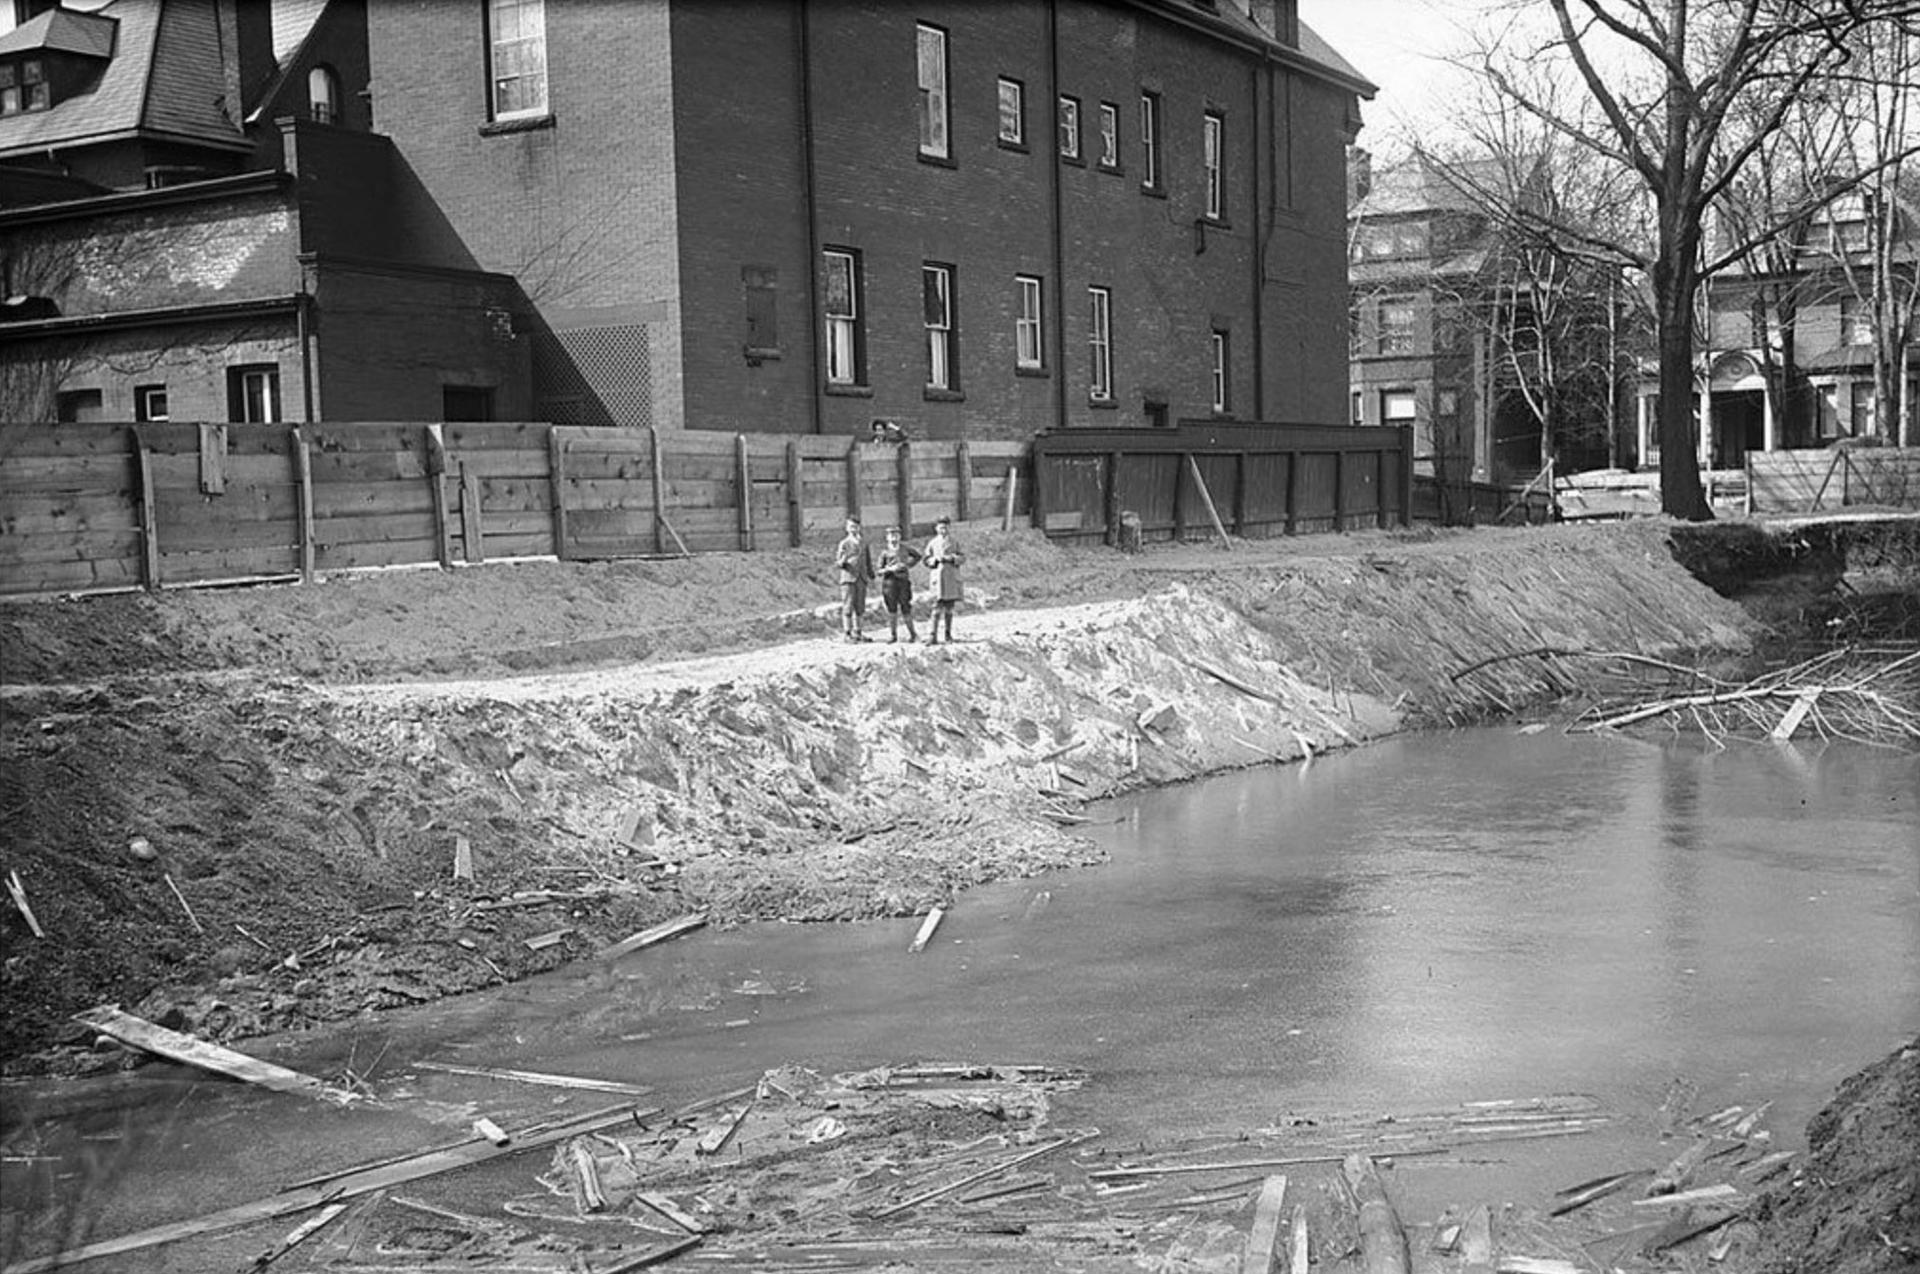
left=133, top=426, right=161, bottom=591
left=1375, top=449, right=1389, bottom=529
left=1173, top=452, right=1188, bottom=541
left=844, top=441, right=861, bottom=520
left=461, top=464, right=486, bottom=564
left=1233, top=451, right=1248, bottom=533
left=1285, top=450, right=1300, bottom=535
left=292, top=427, right=315, bottom=584
left=548, top=427, right=570, bottom=561
left=737, top=433, right=754, bottom=551
left=1332, top=450, right=1346, bottom=532
left=1399, top=426, right=1415, bottom=526
left=425, top=424, right=453, bottom=569
left=649, top=426, right=666, bottom=554
left=786, top=440, right=804, bottom=547
left=895, top=441, right=912, bottom=535
left=954, top=440, right=972, bottom=523
left=1105, top=451, right=1121, bottom=545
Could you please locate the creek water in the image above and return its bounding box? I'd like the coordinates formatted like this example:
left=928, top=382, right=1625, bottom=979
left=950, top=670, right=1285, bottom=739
left=7, top=729, right=1917, bottom=1269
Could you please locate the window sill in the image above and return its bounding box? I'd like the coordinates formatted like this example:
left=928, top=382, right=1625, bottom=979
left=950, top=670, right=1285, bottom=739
left=1015, top=365, right=1050, bottom=379
left=1098, top=163, right=1125, bottom=177
left=1089, top=397, right=1119, bottom=409
left=1140, top=184, right=1166, bottom=199
left=480, top=113, right=555, bottom=136
left=918, top=151, right=957, bottom=170
left=744, top=346, right=782, bottom=364
left=1060, top=154, right=1086, bottom=167
left=1201, top=215, right=1232, bottom=231
left=998, top=139, right=1030, bottom=153
left=825, top=382, right=874, bottom=398
left=924, top=388, right=966, bottom=403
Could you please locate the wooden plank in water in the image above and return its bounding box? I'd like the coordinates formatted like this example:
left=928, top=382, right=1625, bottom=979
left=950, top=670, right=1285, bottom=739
left=598, top=912, right=707, bottom=961
left=73, top=1005, right=353, bottom=1104
left=1242, top=1175, right=1287, bottom=1274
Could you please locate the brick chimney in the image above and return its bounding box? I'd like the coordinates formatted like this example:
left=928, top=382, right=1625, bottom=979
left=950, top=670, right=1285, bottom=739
left=215, top=0, right=279, bottom=124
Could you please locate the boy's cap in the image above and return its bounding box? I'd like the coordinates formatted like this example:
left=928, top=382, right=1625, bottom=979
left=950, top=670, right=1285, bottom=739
left=935, top=516, right=951, bottom=526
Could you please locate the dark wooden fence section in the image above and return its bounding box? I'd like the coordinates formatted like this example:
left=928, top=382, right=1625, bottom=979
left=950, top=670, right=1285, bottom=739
left=0, top=422, right=1030, bottom=598
left=1030, top=421, right=1414, bottom=544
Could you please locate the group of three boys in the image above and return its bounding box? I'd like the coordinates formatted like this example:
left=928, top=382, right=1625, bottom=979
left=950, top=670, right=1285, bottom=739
left=833, top=516, right=964, bottom=645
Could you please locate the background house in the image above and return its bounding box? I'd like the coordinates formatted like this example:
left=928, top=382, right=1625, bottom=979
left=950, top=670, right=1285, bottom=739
left=2, top=0, right=1371, bottom=440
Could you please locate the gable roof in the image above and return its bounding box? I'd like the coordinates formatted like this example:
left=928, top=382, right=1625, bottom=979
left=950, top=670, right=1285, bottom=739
left=1352, top=156, right=1506, bottom=218
left=0, top=0, right=247, bottom=161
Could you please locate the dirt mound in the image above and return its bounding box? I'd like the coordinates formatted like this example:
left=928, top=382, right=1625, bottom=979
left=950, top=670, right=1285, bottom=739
left=1750, top=1037, right=1920, bottom=1274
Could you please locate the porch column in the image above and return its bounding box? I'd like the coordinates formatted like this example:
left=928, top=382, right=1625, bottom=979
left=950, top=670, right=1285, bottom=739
left=1762, top=383, right=1776, bottom=452
left=1697, top=382, right=1713, bottom=467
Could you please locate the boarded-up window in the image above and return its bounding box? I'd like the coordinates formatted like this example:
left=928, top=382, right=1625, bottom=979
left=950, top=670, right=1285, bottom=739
left=743, top=265, right=779, bottom=355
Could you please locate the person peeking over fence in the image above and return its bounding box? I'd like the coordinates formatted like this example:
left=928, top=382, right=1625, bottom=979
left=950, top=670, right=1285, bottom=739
left=869, top=419, right=907, bottom=443
left=835, top=517, right=876, bottom=643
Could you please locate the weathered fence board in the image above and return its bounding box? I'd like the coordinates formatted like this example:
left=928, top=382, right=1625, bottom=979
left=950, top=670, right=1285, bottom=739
left=1748, top=447, right=1920, bottom=514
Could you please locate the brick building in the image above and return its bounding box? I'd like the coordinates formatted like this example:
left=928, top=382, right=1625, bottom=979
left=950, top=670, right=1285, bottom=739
left=3, top=0, right=1370, bottom=438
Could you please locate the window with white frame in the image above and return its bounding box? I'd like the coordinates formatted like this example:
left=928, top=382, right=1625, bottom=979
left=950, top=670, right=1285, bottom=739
left=1381, top=388, right=1416, bottom=423
left=0, top=59, right=50, bottom=115
left=917, top=24, right=949, bottom=160
left=997, top=77, right=1025, bottom=146
left=487, top=0, right=547, bottom=119
left=1378, top=300, right=1416, bottom=355
left=1016, top=275, right=1045, bottom=370
left=1097, top=102, right=1119, bottom=168
left=229, top=365, right=282, bottom=423
left=1202, top=112, right=1224, bottom=219
left=1851, top=382, right=1875, bottom=436
left=924, top=263, right=955, bottom=391
left=1139, top=90, right=1161, bottom=190
left=1350, top=390, right=1364, bottom=424
left=308, top=65, right=341, bottom=124
left=1088, top=286, right=1113, bottom=401
left=1840, top=295, right=1873, bottom=345
left=1210, top=330, right=1229, bottom=413
left=1058, top=96, right=1081, bottom=160
left=135, top=384, right=170, bottom=423
left=823, top=249, right=863, bottom=386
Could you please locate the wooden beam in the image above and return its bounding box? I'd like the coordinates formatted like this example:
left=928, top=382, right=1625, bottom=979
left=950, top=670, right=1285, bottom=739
left=1187, top=455, right=1232, bottom=550
left=649, top=426, right=667, bottom=555
left=786, top=440, right=804, bottom=547
left=954, top=440, right=972, bottom=522
left=1173, top=451, right=1188, bottom=540
left=197, top=423, right=227, bottom=494
left=736, top=433, right=754, bottom=550
left=1332, top=450, right=1346, bottom=532
left=895, top=441, right=912, bottom=534
left=1376, top=449, right=1390, bottom=529
left=134, top=428, right=161, bottom=591
left=1233, top=450, right=1248, bottom=533
left=1242, top=1175, right=1287, bottom=1274
left=460, top=464, right=486, bottom=564
left=1004, top=464, right=1019, bottom=531
left=548, top=427, right=570, bottom=560
left=1343, top=1155, right=1410, bottom=1274
left=74, top=1006, right=353, bottom=1104
left=1105, top=451, right=1121, bottom=545
left=424, top=424, right=453, bottom=569
left=845, top=442, right=861, bottom=519
left=292, top=428, right=315, bottom=584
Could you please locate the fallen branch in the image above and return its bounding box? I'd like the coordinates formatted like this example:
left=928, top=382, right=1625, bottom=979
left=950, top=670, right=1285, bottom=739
left=7, top=870, right=46, bottom=938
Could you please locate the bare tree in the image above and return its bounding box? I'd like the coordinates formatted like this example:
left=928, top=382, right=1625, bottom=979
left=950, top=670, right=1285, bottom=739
left=1476, top=0, right=1920, bottom=519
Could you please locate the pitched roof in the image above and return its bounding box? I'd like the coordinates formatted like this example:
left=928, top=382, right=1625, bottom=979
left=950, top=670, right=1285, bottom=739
left=0, top=0, right=247, bottom=161
left=1352, top=155, right=1506, bottom=218
left=0, top=7, right=118, bottom=58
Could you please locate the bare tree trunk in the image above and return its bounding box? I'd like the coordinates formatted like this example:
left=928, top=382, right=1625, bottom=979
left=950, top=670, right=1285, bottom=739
left=1654, top=255, right=1713, bottom=520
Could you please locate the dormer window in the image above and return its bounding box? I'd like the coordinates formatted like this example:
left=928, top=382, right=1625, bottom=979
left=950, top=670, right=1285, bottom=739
left=0, top=59, right=51, bottom=115
left=308, top=65, right=340, bottom=124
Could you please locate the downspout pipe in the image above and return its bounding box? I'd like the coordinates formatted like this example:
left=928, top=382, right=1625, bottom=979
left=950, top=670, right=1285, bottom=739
left=798, top=0, right=823, bottom=435
left=297, top=285, right=315, bottom=422
left=1048, top=0, right=1067, bottom=432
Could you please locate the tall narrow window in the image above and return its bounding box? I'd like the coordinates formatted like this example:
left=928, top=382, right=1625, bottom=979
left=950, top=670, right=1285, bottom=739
left=1016, top=275, right=1045, bottom=371
left=917, top=24, right=950, bottom=160
left=1139, top=91, right=1161, bottom=190
left=1058, top=96, right=1081, bottom=160
left=924, top=264, right=956, bottom=392
left=1088, top=286, right=1113, bottom=402
left=1378, top=301, right=1416, bottom=355
left=823, top=249, right=863, bottom=386
left=1209, top=331, right=1229, bottom=414
left=1097, top=102, right=1120, bottom=169
left=229, top=365, right=282, bottom=423
left=743, top=265, right=780, bottom=356
left=488, top=0, right=547, bottom=120
left=1203, top=112, right=1225, bottom=219
left=308, top=65, right=341, bottom=124
left=997, top=77, right=1026, bottom=147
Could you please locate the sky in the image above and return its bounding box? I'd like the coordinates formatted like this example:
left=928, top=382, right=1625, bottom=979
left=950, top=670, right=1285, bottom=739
left=1298, top=0, right=1484, bottom=151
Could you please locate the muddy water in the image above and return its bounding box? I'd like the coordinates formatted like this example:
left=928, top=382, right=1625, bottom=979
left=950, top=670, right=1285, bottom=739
left=7, top=730, right=1917, bottom=1269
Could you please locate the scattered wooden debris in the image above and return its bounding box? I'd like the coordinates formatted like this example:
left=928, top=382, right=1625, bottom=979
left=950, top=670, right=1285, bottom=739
left=245, top=1202, right=347, bottom=1270
left=1649, top=1136, right=1718, bottom=1194
left=1630, top=1183, right=1743, bottom=1209
left=453, top=835, right=474, bottom=881
left=163, top=872, right=205, bottom=933
left=1550, top=1168, right=1645, bottom=1216
left=635, top=1191, right=707, bottom=1234
left=568, top=1141, right=609, bottom=1212
left=1289, top=1205, right=1309, bottom=1274
left=597, top=911, right=707, bottom=961
left=595, top=1233, right=704, bottom=1273
left=869, top=1132, right=1095, bottom=1219
left=73, top=1005, right=355, bottom=1104
left=1460, top=1203, right=1493, bottom=1269
left=413, top=1060, right=653, bottom=1097
left=1730, top=1102, right=1772, bottom=1138
left=6, top=869, right=45, bottom=938
left=1495, top=1258, right=1580, bottom=1274
left=524, top=927, right=573, bottom=951
left=695, top=1100, right=753, bottom=1156
left=909, top=906, right=945, bottom=953
left=1738, top=1149, right=1796, bottom=1181
left=473, top=1118, right=511, bottom=1146
left=1242, top=1174, right=1288, bottom=1274
left=1344, top=1154, right=1411, bottom=1274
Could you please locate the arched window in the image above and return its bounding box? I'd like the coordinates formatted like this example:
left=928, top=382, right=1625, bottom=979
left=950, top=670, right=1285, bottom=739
left=308, top=65, right=341, bottom=125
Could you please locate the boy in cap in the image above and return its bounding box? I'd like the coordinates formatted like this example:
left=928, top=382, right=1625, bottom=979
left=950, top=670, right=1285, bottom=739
left=834, top=516, right=875, bottom=642
left=922, top=516, right=964, bottom=645
left=877, top=526, right=923, bottom=643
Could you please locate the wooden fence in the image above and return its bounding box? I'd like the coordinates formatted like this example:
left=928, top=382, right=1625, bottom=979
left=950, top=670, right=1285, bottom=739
left=1030, top=420, right=1414, bottom=544
left=1747, top=446, right=1920, bottom=515
left=0, top=422, right=1029, bottom=598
